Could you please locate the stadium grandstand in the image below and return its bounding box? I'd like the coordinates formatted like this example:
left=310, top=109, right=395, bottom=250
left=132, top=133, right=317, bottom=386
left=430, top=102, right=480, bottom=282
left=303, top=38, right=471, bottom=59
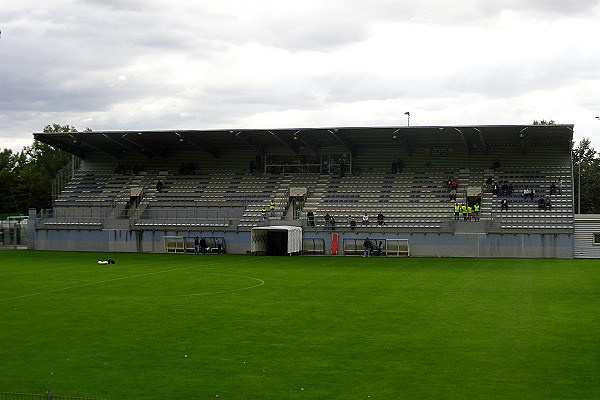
left=26, top=124, right=593, bottom=258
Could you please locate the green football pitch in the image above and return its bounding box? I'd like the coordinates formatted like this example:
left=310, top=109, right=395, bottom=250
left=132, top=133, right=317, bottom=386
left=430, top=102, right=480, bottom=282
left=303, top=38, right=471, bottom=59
left=0, top=251, right=598, bottom=400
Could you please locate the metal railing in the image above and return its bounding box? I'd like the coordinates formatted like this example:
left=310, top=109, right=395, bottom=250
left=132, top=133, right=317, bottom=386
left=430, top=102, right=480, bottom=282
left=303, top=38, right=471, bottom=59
left=51, top=156, right=81, bottom=205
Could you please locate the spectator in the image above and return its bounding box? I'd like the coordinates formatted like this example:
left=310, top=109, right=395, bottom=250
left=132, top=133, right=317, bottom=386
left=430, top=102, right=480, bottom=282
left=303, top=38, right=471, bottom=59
left=377, top=212, right=384, bottom=226
left=350, top=218, right=357, bottom=230
left=545, top=197, right=552, bottom=210
left=200, top=237, right=207, bottom=254
left=347, top=215, right=353, bottom=227
left=216, top=238, right=222, bottom=254
left=450, top=187, right=457, bottom=201
left=194, top=236, right=200, bottom=255
left=324, top=213, right=331, bottom=230
left=550, top=182, right=556, bottom=195
left=156, top=180, right=163, bottom=193
left=557, top=179, right=563, bottom=195
left=485, top=177, right=494, bottom=190
left=501, top=198, right=508, bottom=211
left=450, top=178, right=458, bottom=190
left=376, top=241, right=384, bottom=256
left=307, top=210, right=315, bottom=226
left=362, top=213, right=369, bottom=225
left=330, top=215, right=336, bottom=231
left=507, top=183, right=514, bottom=195
left=538, top=197, right=546, bottom=210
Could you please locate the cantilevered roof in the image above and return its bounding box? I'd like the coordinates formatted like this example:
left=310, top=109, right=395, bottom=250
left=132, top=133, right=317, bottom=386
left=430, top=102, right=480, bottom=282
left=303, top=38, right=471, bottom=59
left=33, top=124, right=574, bottom=160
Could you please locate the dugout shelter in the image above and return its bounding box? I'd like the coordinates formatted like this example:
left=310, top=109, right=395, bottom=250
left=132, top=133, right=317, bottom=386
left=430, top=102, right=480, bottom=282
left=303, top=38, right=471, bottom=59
left=251, top=226, right=302, bottom=256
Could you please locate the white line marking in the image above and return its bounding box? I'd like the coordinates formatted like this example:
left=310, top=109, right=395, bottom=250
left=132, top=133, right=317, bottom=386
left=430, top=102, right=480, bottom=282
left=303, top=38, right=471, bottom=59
left=0, top=258, right=265, bottom=302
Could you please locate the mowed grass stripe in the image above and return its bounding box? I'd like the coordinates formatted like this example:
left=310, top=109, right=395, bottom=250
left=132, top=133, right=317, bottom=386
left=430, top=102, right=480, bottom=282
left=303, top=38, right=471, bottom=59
left=0, top=251, right=598, bottom=400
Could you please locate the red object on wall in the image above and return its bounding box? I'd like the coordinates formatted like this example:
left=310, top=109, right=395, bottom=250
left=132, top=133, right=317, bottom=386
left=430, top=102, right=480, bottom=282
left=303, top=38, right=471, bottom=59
left=331, top=234, right=339, bottom=255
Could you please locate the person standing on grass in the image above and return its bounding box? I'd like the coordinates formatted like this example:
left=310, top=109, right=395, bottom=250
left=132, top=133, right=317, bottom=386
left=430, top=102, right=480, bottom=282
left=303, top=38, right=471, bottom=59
left=363, top=237, right=372, bottom=257
left=200, top=237, right=207, bottom=254
left=194, top=236, right=200, bottom=255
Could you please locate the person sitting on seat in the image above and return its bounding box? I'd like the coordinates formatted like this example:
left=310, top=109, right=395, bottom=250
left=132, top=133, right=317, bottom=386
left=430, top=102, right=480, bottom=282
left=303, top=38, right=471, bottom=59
left=538, top=197, right=546, bottom=210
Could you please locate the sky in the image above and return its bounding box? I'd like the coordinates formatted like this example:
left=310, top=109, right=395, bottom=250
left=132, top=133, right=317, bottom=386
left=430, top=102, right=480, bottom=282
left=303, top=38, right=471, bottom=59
left=2, top=0, right=600, bottom=153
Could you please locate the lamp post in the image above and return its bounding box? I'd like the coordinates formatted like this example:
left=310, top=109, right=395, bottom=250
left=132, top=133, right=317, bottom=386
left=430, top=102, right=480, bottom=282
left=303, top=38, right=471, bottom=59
left=404, top=111, right=410, bottom=127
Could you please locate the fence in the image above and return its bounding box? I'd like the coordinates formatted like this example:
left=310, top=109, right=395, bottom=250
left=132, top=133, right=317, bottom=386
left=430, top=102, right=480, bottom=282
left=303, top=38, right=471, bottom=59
left=0, top=221, right=28, bottom=248
left=0, top=392, right=111, bottom=400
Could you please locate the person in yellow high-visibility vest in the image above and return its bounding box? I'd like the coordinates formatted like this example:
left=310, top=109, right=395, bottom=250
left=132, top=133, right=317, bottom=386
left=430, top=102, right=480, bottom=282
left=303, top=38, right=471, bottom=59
left=269, top=200, right=276, bottom=217
left=454, top=203, right=460, bottom=220
left=461, top=204, right=468, bottom=221
left=467, top=205, right=473, bottom=221
left=261, top=207, right=267, bottom=220
left=473, top=203, right=480, bottom=221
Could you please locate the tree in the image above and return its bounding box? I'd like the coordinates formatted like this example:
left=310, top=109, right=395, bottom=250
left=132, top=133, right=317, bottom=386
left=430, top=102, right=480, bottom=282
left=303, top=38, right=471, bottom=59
left=0, top=124, right=78, bottom=214
left=572, top=137, right=600, bottom=214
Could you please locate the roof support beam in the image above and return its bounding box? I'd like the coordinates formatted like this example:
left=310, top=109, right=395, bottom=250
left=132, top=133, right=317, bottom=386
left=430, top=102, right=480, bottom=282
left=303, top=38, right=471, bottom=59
left=176, top=132, right=221, bottom=158
left=121, top=133, right=165, bottom=158
left=268, top=130, right=299, bottom=154
left=455, top=128, right=472, bottom=155
left=231, top=131, right=264, bottom=153
left=327, top=129, right=355, bottom=155
left=73, top=134, right=123, bottom=159
left=393, top=128, right=415, bottom=155
left=101, top=134, right=150, bottom=159
left=473, top=127, right=488, bottom=155
left=36, top=135, right=87, bottom=159
left=297, top=131, right=321, bottom=154
left=519, top=127, right=528, bottom=155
